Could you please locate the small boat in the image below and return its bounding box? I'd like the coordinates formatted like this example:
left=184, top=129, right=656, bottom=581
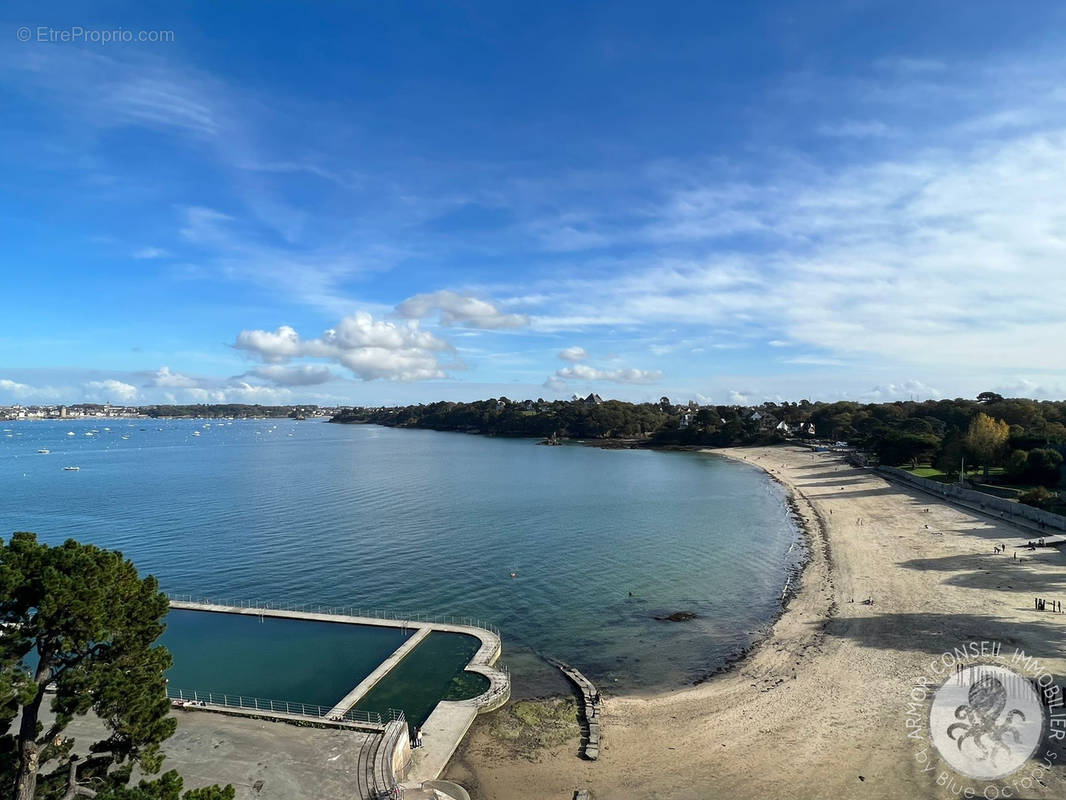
left=37, top=449, right=50, bottom=454
left=64, top=466, right=80, bottom=471
left=67, top=431, right=75, bottom=436
left=121, top=434, right=130, bottom=440
left=85, top=432, right=94, bottom=437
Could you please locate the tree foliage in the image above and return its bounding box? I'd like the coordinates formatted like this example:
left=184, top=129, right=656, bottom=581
left=964, top=412, right=1011, bottom=479
left=1025, top=448, right=1064, bottom=487
left=1019, top=486, right=1054, bottom=508
left=331, top=394, right=1066, bottom=490
left=95, top=770, right=236, bottom=800
left=0, top=534, right=229, bottom=800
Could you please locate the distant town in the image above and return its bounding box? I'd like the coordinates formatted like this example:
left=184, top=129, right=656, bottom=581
left=0, top=403, right=339, bottom=421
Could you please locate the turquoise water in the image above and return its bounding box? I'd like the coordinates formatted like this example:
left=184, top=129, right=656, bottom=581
left=162, top=610, right=411, bottom=708
left=0, top=418, right=801, bottom=695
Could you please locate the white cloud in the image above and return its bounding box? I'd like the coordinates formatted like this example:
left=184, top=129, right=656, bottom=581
left=233, top=325, right=304, bottom=363
left=83, top=379, right=137, bottom=402
left=0, top=378, right=32, bottom=395
left=132, top=247, right=169, bottom=259
left=991, top=378, right=1066, bottom=399
left=558, top=346, right=587, bottom=362
left=542, top=375, right=568, bottom=392
left=555, top=363, right=662, bottom=385
left=181, top=383, right=293, bottom=405
left=818, top=120, right=894, bottom=138
left=508, top=127, right=1066, bottom=373
left=147, top=366, right=199, bottom=388
left=396, top=291, right=529, bottom=330
left=781, top=355, right=849, bottom=367
left=859, top=380, right=943, bottom=402
left=0, top=380, right=65, bottom=402
left=179, top=206, right=235, bottom=244
left=245, top=364, right=336, bottom=386
left=106, top=75, right=219, bottom=137
left=234, top=312, right=451, bottom=381
left=728, top=389, right=758, bottom=405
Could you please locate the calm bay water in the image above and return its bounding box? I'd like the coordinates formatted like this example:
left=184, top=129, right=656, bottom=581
left=0, top=418, right=800, bottom=696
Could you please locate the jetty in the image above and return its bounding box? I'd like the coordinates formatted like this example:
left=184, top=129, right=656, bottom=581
left=546, top=657, right=602, bottom=760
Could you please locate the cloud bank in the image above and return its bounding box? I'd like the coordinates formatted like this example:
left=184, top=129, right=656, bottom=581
left=234, top=312, right=451, bottom=381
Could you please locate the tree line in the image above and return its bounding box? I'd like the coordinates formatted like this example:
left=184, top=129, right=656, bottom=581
left=331, top=393, right=1066, bottom=496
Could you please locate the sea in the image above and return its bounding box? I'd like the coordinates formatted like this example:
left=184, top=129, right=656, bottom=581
left=0, top=417, right=802, bottom=698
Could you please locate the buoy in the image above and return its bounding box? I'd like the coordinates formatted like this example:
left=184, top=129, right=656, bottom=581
left=509, top=572, right=517, bottom=578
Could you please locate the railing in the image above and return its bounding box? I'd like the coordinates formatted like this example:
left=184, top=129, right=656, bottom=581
left=468, top=663, right=509, bottom=707
left=166, top=594, right=501, bottom=637
left=166, top=687, right=404, bottom=726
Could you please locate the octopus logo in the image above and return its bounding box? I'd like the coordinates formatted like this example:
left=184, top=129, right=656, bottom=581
left=929, top=664, right=1044, bottom=780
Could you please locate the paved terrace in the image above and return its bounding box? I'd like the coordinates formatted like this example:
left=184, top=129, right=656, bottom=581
left=168, top=598, right=510, bottom=792
left=31, top=707, right=376, bottom=800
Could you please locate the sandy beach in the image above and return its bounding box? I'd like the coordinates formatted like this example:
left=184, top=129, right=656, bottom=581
left=445, top=445, right=1066, bottom=799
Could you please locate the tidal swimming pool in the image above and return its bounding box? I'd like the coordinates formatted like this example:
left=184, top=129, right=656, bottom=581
left=162, top=610, right=410, bottom=707
left=162, top=610, right=487, bottom=724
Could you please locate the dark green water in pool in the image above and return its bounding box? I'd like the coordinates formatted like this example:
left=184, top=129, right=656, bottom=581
left=355, top=632, right=487, bottom=726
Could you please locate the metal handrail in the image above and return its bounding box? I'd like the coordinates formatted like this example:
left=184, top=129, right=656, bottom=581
left=165, top=594, right=502, bottom=637
left=166, top=687, right=405, bottom=726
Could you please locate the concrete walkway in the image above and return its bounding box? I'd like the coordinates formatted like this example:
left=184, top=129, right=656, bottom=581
left=171, top=697, right=387, bottom=731
left=326, top=625, right=432, bottom=718
left=169, top=599, right=511, bottom=787
left=407, top=703, right=479, bottom=784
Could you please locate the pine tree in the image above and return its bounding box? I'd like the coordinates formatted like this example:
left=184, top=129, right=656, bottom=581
left=0, top=533, right=227, bottom=800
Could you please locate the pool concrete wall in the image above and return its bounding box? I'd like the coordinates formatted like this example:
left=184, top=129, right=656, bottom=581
left=167, top=599, right=510, bottom=787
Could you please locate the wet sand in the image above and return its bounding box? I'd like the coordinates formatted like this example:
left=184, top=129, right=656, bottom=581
left=445, top=445, right=1066, bottom=799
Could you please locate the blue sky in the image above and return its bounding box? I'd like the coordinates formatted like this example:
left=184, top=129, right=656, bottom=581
left=3, top=1, right=1066, bottom=407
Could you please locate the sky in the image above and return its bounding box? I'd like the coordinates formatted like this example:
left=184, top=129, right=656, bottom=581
left=2, top=1, right=1066, bottom=408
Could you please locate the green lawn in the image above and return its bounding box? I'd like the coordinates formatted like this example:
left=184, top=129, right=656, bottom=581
left=904, top=465, right=1005, bottom=484
left=908, top=466, right=947, bottom=478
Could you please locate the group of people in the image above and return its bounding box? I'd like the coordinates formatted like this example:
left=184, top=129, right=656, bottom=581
left=172, top=699, right=207, bottom=709
left=1034, top=597, right=1062, bottom=613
